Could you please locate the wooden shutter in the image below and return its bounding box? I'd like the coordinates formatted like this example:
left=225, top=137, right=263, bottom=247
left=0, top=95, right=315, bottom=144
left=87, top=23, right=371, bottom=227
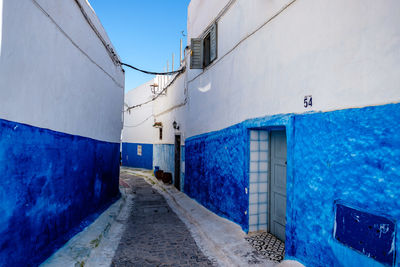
left=190, top=38, right=203, bottom=69
left=210, top=23, right=217, bottom=62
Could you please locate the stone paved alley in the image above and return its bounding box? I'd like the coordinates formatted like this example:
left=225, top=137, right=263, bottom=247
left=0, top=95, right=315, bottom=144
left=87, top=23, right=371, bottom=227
left=110, top=172, right=214, bottom=266
left=41, top=168, right=285, bottom=267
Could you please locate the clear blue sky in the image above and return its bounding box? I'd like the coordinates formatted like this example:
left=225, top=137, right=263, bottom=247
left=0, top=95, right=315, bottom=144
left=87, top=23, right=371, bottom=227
left=89, top=0, right=190, bottom=92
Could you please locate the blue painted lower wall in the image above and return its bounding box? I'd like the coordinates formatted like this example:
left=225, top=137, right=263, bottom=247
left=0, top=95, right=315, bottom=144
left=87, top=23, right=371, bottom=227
left=184, top=103, right=400, bottom=267
left=0, top=118, right=120, bottom=267
left=184, top=126, right=250, bottom=231
left=122, top=142, right=153, bottom=170
left=153, top=144, right=185, bottom=190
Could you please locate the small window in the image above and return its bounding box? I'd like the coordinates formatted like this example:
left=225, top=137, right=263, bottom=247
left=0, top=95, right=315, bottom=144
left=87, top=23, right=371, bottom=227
left=203, top=32, right=211, bottom=67
left=137, top=145, right=142, bottom=156
left=190, top=23, right=217, bottom=69
left=159, top=128, right=163, bottom=140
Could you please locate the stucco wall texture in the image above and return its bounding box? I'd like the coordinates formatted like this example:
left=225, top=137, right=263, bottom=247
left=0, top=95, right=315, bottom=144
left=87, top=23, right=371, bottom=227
left=185, top=125, right=250, bottom=231
left=288, top=103, right=400, bottom=267
left=0, top=119, right=120, bottom=266
left=184, top=103, right=400, bottom=267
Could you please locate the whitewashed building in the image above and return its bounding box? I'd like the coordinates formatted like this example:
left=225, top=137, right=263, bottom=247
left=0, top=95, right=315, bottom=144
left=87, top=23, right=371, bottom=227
left=184, top=1, right=400, bottom=266
left=0, top=0, right=124, bottom=265
left=122, top=1, right=400, bottom=266
left=122, top=71, right=186, bottom=190
left=122, top=79, right=155, bottom=169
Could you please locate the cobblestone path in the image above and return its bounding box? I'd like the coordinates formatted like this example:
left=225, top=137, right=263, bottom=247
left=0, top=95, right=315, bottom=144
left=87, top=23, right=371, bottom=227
left=111, top=173, right=214, bottom=267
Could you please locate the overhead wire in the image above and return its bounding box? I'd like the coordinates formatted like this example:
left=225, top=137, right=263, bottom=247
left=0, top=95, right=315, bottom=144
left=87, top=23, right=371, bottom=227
left=119, top=62, right=185, bottom=76
left=124, top=67, right=185, bottom=112
left=74, top=0, right=188, bottom=77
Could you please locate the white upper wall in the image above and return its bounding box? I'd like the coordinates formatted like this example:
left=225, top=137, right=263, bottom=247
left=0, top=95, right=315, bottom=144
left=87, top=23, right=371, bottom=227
left=0, top=0, right=124, bottom=143
left=187, top=0, right=231, bottom=40
left=152, top=73, right=186, bottom=145
left=122, top=79, right=155, bottom=144
left=185, top=0, right=400, bottom=138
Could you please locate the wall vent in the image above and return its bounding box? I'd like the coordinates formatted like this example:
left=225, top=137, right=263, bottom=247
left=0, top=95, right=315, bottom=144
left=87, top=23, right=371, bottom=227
left=334, top=203, right=396, bottom=266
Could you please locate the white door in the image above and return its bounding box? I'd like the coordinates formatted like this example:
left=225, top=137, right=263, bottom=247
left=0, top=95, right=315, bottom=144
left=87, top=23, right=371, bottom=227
left=270, top=131, right=287, bottom=241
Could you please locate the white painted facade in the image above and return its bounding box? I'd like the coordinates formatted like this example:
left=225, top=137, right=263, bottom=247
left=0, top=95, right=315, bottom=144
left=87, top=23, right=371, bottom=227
left=152, top=73, right=187, bottom=146
left=121, top=0, right=400, bottom=162
left=186, top=0, right=400, bottom=138
left=122, top=71, right=186, bottom=146
left=122, top=79, right=155, bottom=144
left=0, top=0, right=124, bottom=143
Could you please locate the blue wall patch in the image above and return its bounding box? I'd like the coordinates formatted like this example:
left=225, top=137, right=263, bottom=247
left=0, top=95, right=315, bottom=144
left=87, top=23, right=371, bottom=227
left=287, top=103, right=400, bottom=266
left=122, top=142, right=153, bottom=169
left=0, top=118, right=120, bottom=266
left=334, top=203, right=396, bottom=266
left=184, top=103, right=400, bottom=266
left=185, top=124, right=250, bottom=231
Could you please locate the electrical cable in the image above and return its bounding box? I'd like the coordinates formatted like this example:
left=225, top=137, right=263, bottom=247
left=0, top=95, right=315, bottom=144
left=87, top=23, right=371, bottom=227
left=119, top=62, right=185, bottom=75
left=124, top=68, right=185, bottom=111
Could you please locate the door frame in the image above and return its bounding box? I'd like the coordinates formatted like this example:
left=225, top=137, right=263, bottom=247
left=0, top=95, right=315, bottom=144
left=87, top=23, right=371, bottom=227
left=174, top=134, right=181, bottom=191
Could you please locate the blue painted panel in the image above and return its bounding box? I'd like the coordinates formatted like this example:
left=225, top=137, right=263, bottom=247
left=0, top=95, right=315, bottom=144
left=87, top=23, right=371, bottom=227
left=0, top=118, right=120, bottom=266
left=122, top=142, right=153, bottom=169
left=334, top=203, right=395, bottom=266
left=153, top=143, right=174, bottom=179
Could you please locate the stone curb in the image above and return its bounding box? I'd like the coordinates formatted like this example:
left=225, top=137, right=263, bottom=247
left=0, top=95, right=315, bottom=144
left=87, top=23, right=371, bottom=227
left=40, top=186, right=132, bottom=267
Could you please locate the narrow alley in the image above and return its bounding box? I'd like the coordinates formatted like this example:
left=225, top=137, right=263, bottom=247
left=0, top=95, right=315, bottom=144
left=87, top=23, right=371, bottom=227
left=41, top=168, right=287, bottom=267
left=111, top=171, right=213, bottom=266
left=1, top=1, right=400, bottom=266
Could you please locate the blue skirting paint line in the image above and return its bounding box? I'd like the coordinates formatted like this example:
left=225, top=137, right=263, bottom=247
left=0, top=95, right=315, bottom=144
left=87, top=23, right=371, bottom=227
left=184, top=103, right=400, bottom=267
left=122, top=143, right=153, bottom=170
left=0, top=118, right=120, bottom=267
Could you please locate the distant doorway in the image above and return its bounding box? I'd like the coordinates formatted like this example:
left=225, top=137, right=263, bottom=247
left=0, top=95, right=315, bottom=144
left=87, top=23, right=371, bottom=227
left=174, top=135, right=181, bottom=191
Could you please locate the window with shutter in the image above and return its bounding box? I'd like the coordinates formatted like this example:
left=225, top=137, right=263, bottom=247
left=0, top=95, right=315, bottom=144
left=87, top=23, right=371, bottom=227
left=190, top=38, right=203, bottom=69
left=190, top=23, right=218, bottom=69
left=210, top=23, right=217, bottom=63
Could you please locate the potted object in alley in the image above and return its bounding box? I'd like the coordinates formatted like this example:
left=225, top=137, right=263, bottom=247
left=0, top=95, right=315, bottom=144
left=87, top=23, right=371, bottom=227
left=154, top=166, right=160, bottom=176
left=155, top=170, right=164, bottom=180
left=162, top=172, right=172, bottom=184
